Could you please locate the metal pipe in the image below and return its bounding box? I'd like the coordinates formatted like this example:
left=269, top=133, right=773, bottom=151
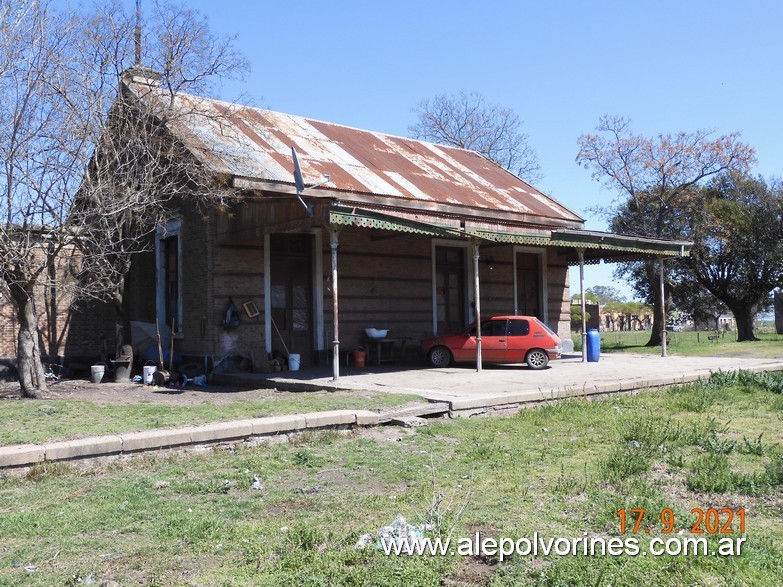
left=472, top=242, right=482, bottom=373
left=134, top=0, right=142, bottom=66
left=660, top=257, right=667, bottom=357
left=330, top=229, right=340, bottom=379
left=578, top=248, right=586, bottom=362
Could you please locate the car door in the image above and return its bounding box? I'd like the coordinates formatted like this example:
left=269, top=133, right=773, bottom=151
left=505, top=318, right=532, bottom=362
left=452, top=319, right=508, bottom=362
left=479, top=318, right=508, bottom=362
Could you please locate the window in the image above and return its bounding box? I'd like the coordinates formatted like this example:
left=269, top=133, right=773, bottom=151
left=156, top=220, right=182, bottom=334
left=508, top=319, right=530, bottom=336
left=481, top=320, right=508, bottom=337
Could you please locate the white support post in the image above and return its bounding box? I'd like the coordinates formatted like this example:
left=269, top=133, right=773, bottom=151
left=472, top=241, right=482, bottom=373
left=578, top=248, right=586, bottom=362
left=330, top=229, right=340, bottom=380
left=660, top=257, right=667, bottom=358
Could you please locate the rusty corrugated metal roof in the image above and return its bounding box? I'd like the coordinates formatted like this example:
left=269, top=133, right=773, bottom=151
left=128, top=79, right=583, bottom=226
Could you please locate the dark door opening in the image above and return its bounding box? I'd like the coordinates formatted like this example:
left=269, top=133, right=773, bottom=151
left=270, top=234, right=314, bottom=366
left=435, top=246, right=466, bottom=335
left=516, top=252, right=541, bottom=320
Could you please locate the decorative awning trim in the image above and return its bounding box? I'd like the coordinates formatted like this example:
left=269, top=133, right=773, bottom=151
left=328, top=206, right=691, bottom=262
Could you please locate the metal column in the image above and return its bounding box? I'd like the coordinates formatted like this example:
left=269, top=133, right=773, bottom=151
left=578, top=248, right=586, bottom=362
left=660, top=257, right=667, bottom=358
left=472, top=242, right=482, bottom=373
left=330, top=229, right=340, bottom=379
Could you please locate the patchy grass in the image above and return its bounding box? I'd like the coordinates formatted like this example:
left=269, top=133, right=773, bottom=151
left=0, top=389, right=420, bottom=446
left=1, top=372, right=783, bottom=585
left=573, top=330, right=783, bottom=358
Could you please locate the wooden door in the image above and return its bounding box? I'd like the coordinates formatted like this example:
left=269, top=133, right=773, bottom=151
left=435, top=246, right=466, bottom=334
left=270, top=234, right=314, bottom=366
left=516, top=252, right=541, bottom=319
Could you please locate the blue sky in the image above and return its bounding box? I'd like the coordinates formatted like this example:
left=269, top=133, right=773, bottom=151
left=191, top=0, right=782, bottom=299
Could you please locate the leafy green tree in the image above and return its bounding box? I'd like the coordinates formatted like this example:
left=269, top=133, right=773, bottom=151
left=586, top=285, right=625, bottom=305
left=680, top=173, right=783, bottom=341
left=577, top=115, right=755, bottom=346
left=669, top=270, right=728, bottom=331
left=571, top=292, right=598, bottom=304
left=570, top=306, right=591, bottom=332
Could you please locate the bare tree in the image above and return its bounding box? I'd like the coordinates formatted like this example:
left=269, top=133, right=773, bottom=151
left=0, top=0, right=246, bottom=398
left=409, top=91, right=541, bottom=183
left=576, top=115, right=756, bottom=346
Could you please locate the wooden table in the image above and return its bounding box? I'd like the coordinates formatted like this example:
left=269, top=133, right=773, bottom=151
left=362, top=337, right=401, bottom=365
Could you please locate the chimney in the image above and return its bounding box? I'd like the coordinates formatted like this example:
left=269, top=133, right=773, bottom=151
left=121, top=66, right=162, bottom=88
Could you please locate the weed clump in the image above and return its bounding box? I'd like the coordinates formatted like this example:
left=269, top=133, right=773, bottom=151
left=686, top=453, right=775, bottom=495
left=708, top=369, right=783, bottom=394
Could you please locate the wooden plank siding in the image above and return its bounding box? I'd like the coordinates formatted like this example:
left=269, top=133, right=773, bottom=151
left=210, top=225, right=265, bottom=363
left=322, top=228, right=433, bottom=351
left=477, top=250, right=516, bottom=318
left=119, top=214, right=573, bottom=367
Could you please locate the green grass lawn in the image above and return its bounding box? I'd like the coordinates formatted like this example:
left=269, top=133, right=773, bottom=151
left=0, top=390, right=420, bottom=447
left=573, top=330, right=783, bottom=358
left=1, top=371, right=782, bottom=586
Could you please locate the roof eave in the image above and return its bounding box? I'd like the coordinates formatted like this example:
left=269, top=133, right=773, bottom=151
left=232, top=177, right=584, bottom=230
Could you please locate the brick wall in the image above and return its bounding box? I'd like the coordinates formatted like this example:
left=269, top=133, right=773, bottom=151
left=0, top=288, right=16, bottom=357
left=0, top=246, right=116, bottom=362
left=121, top=205, right=267, bottom=367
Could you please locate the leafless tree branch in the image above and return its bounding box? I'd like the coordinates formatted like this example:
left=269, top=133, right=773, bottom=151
left=0, top=0, right=247, bottom=397
left=409, top=91, right=541, bottom=183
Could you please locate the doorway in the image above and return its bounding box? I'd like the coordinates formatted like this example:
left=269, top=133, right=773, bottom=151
left=270, top=234, right=314, bottom=366
left=515, top=251, right=543, bottom=320
left=435, top=245, right=467, bottom=335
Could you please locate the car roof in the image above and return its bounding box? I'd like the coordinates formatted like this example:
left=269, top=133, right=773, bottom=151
left=486, top=315, right=537, bottom=320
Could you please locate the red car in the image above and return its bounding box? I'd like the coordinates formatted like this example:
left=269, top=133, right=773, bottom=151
left=421, top=315, right=562, bottom=370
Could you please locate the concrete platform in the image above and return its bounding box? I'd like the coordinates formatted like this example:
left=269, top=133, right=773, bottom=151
left=0, top=410, right=380, bottom=469
left=3, top=353, right=781, bottom=469
left=215, top=353, right=783, bottom=410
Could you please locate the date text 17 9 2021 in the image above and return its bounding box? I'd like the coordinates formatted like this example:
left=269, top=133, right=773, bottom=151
left=617, top=508, right=745, bottom=534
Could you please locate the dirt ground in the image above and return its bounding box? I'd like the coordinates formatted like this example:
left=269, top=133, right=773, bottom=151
left=0, top=377, right=309, bottom=406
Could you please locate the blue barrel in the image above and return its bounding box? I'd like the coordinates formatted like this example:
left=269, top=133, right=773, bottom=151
left=586, top=329, right=601, bottom=362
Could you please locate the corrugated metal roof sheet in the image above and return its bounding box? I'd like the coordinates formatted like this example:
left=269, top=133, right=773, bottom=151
left=128, top=80, right=583, bottom=226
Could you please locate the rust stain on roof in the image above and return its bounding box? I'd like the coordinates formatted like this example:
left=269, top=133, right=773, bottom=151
left=130, top=82, right=583, bottom=225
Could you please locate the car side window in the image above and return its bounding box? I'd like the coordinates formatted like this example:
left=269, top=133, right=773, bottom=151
left=481, top=320, right=508, bottom=337
left=508, top=319, right=530, bottom=336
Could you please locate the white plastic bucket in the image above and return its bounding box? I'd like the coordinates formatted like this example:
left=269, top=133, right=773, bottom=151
left=143, top=365, right=157, bottom=384
left=90, top=364, right=105, bottom=384
left=288, top=353, right=301, bottom=371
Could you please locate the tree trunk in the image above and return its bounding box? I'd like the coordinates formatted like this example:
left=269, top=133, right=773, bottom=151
left=645, top=261, right=663, bottom=346
left=112, top=271, right=131, bottom=357
left=8, top=281, right=48, bottom=398
left=728, top=303, right=758, bottom=342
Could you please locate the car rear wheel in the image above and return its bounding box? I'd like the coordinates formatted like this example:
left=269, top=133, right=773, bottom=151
left=526, top=349, right=549, bottom=370
left=428, top=346, right=452, bottom=368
